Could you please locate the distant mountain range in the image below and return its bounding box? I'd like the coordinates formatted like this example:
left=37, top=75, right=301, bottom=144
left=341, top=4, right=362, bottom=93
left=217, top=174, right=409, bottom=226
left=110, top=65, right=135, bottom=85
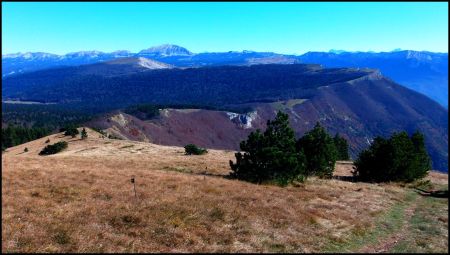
left=2, top=44, right=448, bottom=107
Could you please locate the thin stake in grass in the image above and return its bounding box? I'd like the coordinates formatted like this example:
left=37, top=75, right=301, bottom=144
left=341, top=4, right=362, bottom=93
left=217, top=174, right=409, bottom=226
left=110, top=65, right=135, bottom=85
left=131, top=175, right=137, bottom=199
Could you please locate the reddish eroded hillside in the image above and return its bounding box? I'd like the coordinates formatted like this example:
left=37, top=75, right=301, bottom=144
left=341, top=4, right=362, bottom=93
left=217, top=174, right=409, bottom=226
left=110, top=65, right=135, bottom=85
left=87, top=73, right=448, bottom=171
left=87, top=109, right=265, bottom=150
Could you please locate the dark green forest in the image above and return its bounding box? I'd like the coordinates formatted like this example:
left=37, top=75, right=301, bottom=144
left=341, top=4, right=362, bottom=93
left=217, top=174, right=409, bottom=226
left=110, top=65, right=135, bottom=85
left=2, top=103, right=95, bottom=150
left=2, top=64, right=369, bottom=110
left=2, top=125, right=51, bottom=150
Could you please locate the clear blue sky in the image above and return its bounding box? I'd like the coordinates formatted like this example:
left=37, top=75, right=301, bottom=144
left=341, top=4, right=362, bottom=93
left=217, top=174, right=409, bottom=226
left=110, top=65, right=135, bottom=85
left=2, top=2, right=448, bottom=55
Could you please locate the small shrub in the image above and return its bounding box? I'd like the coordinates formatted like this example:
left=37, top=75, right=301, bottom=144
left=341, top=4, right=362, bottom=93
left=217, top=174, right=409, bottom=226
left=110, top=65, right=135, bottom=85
left=184, top=144, right=208, bottom=155
left=31, top=191, right=40, bottom=197
left=91, top=127, right=106, bottom=136
left=109, top=214, right=141, bottom=228
left=45, top=138, right=50, bottom=143
left=53, top=229, right=70, bottom=245
left=121, top=215, right=141, bottom=225
left=80, top=128, right=88, bottom=140
left=209, top=207, right=225, bottom=221
left=409, top=179, right=433, bottom=190
left=39, top=141, right=68, bottom=155
left=24, top=147, right=28, bottom=152
left=63, top=126, right=79, bottom=138
left=108, top=134, right=122, bottom=140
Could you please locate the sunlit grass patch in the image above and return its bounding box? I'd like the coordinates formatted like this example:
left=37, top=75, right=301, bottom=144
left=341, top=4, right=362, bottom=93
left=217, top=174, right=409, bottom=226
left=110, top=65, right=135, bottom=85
left=322, top=191, right=417, bottom=252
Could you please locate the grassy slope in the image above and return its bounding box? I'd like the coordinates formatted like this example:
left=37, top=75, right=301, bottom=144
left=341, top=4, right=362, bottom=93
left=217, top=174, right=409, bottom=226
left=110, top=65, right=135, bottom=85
left=2, top=128, right=448, bottom=252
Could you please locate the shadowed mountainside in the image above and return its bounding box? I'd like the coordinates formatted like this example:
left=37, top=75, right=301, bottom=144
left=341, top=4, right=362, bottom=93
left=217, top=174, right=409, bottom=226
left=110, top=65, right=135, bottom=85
left=299, top=51, right=448, bottom=107
left=2, top=63, right=448, bottom=171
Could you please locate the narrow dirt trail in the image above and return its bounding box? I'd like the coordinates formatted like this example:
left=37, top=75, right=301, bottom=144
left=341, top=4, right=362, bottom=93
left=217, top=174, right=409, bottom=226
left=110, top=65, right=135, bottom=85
left=357, top=196, right=418, bottom=253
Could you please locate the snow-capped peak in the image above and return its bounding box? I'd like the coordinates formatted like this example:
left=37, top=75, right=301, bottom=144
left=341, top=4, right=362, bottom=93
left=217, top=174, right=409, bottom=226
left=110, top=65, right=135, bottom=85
left=64, top=50, right=105, bottom=58
left=328, top=49, right=347, bottom=54
left=110, top=50, right=132, bottom=57
left=3, top=52, right=59, bottom=59
left=139, top=44, right=193, bottom=56
left=405, top=51, right=433, bottom=61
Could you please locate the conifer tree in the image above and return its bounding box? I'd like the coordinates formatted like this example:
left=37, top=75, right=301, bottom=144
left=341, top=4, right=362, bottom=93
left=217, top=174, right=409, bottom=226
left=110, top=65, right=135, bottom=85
left=230, top=111, right=306, bottom=185
left=297, top=122, right=337, bottom=178
left=81, top=128, right=88, bottom=140
left=410, top=131, right=431, bottom=180
left=354, top=131, right=431, bottom=183
left=333, top=133, right=350, bottom=160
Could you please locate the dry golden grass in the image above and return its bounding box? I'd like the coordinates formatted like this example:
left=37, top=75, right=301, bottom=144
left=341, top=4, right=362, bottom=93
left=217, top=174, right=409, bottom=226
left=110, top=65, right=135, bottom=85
left=2, top=128, right=448, bottom=252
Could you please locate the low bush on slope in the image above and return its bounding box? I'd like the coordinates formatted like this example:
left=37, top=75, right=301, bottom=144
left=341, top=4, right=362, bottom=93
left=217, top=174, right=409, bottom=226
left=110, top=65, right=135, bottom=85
left=184, top=144, right=208, bottom=155
left=39, top=141, right=68, bottom=156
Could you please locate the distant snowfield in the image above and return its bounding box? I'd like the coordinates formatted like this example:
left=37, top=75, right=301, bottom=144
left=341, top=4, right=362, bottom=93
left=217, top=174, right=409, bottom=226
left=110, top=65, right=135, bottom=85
left=2, top=100, right=57, bottom=105
left=137, top=57, right=172, bottom=69
left=104, top=56, right=172, bottom=69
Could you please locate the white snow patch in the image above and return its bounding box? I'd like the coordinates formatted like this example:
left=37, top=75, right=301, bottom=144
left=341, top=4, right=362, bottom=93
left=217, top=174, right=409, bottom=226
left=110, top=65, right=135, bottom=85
left=137, top=57, right=171, bottom=69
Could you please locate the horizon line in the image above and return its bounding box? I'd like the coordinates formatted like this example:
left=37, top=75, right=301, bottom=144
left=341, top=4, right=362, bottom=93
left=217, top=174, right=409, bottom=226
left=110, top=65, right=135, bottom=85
left=3, top=46, right=449, bottom=56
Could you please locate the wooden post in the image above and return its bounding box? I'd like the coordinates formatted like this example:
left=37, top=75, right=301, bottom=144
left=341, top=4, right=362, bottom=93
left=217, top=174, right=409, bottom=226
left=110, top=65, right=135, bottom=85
left=131, top=175, right=137, bottom=199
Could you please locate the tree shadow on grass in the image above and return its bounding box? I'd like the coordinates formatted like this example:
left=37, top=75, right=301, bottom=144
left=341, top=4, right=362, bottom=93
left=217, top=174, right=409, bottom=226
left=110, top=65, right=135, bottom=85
left=414, top=188, right=448, bottom=198
left=194, top=171, right=234, bottom=180
left=332, top=175, right=356, bottom=183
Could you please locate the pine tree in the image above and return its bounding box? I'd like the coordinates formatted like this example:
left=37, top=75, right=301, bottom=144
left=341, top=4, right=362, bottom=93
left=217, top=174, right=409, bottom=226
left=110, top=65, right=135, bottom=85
left=410, top=131, right=431, bottom=180
left=297, top=122, right=337, bottom=178
left=81, top=128, right=88, bottom=140
left=230, top=111, right=306, bottom=185
left=354, top=131, right=431, bottom=183
left=333, top=133, right=350, bottom=160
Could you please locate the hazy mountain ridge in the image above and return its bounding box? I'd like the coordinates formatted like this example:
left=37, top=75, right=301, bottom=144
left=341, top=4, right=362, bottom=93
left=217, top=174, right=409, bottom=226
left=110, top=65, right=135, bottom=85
left=3, top=45, right=447, bottom=107
left=298, top=51, right=448, bottom=107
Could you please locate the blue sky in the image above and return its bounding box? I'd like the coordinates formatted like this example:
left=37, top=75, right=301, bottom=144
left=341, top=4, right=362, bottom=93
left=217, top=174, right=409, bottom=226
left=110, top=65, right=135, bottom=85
left=2, top=2, right=448, bottom=55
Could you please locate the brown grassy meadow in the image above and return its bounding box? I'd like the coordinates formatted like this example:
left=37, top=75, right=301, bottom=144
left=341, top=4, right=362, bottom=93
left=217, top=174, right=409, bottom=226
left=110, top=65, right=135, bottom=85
left=2, top=128, right=448, bottom=252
